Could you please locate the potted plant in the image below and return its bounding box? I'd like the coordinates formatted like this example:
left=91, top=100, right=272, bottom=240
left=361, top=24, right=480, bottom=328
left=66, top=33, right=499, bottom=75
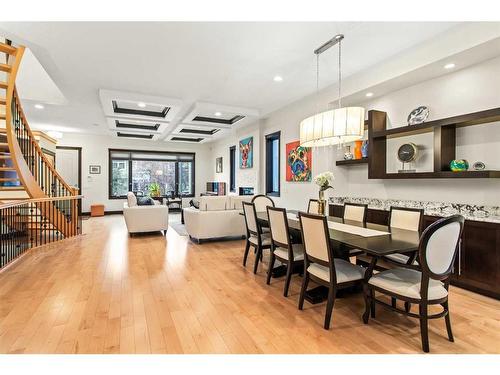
left=148, top=182, right=161, bottom=198
left=314, top=171, right=334, bottom=215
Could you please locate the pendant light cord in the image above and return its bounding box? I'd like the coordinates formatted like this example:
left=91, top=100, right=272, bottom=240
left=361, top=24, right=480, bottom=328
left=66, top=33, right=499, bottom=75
left=338, top=38, right=342, bottom=109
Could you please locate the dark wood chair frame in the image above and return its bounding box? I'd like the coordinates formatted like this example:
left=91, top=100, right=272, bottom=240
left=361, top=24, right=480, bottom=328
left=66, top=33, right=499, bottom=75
left=242, top=201, right=272, bottom=274
left=266, top=206, right=304, bottom=297
left=362, top=214, right=465, bottom=352
left=307, top=199, right=319, bottom=214
left=251, top=194, right=275, bottom=209
left=298, top=212, right=362, bottom=330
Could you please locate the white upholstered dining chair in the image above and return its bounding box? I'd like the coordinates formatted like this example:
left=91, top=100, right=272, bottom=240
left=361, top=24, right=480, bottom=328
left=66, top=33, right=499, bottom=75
left=298, top=212, right=366, bottom=329
left=251, top=194, right=275, bottom=212
left=307, top=199, right=320, bottom=214
left=266, top=206, right=304, bottom=297
left=343, top=203, right=368, bottom=222
left=242, top=201, right=272, bottom=274
left=363, top=214, right=465, bottom=352
left=384, top=207, right=424, bottom=265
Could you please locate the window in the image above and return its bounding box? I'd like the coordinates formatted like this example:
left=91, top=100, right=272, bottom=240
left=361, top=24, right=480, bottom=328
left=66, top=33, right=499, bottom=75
left=229, top=145, right=236, bottom=193
left=109, top=149, right=195, bottom=199
left=265, top=131, right=280, bottom=197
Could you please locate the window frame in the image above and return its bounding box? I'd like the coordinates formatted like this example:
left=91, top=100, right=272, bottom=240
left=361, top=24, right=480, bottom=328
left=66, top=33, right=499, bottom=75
left=108, top=148, right=196, bottom=199
left=265, top=131, right=281, bottom=197
left=229, top=145, right=236, bottom=193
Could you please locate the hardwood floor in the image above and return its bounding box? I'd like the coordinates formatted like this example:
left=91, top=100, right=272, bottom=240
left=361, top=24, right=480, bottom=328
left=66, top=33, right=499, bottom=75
left=0, top=214, right=499, bottom=354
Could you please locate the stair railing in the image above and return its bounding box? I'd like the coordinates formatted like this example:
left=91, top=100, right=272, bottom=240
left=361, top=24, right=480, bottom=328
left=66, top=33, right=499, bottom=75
left=4, top=42, right=79, bottom=236
left=0, top=195, right=83, bottom=270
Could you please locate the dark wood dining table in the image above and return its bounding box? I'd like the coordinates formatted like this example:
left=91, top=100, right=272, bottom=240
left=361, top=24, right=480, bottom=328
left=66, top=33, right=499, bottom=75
left=254, top=210, right=421, bottom=300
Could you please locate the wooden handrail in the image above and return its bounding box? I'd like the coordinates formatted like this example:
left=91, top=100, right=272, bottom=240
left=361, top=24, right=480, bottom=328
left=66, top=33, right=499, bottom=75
left=0, top=195, right=84, bottom=210
left=11, top=87, right=77, bottom=195
left=3, top=41, right=78, bottom=236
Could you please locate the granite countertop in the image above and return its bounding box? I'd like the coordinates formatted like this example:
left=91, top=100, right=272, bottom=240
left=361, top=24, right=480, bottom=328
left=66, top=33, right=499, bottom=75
left=329, top=197, right=500, bottom=224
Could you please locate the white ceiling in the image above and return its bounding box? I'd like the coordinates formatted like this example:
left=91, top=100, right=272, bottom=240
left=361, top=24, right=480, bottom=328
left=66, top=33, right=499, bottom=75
left=0, top=21, right=493, bottom=140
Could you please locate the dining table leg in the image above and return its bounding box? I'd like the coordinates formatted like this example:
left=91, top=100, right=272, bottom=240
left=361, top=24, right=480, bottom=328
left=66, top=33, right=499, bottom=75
left=362, top=256, right=378, bottom=324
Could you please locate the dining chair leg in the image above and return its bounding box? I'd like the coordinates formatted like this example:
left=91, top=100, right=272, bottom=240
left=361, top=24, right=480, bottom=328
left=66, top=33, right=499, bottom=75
left=266, top=252, right=275, bottom=285
left=362, top=283, right=371, bottom=324
left=298, top=273, right=309, bottom=310
left=419, top=303, right=430, bottom=353
left=404, top=302, right=411, bottom=313
left=443, top=301, right=454, bottom=342
left=370, top=289, right=376, bottom=318
left=283, top=262, right=293, bottom=297
left=323, top=287, right=336, bottom=330
left=243, top=240, right=251, bottom=266
left=391, top=297, right=397, bottom=309
left=253, top=246, right=262, bottom=274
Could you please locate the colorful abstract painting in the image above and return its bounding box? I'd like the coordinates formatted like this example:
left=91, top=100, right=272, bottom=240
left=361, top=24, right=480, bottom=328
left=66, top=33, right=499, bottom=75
left=239, top=136, right=253, bottom=169
left=286, top=141, right=312, bottom=182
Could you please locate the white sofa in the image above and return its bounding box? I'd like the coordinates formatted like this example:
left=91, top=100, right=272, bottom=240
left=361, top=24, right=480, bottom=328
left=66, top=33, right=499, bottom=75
left=183, top=195, right=253, bottom=243
left=123, top=192, right=169, bottom=235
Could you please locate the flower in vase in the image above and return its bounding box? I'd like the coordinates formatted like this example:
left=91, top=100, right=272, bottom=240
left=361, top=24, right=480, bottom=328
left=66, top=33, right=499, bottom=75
left=314, top=172, right=334, bottom=192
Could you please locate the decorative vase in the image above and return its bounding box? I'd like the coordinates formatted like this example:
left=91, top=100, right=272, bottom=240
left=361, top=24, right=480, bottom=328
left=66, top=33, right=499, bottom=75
left=344, top=146, right=353, bottom=160
left=450, top=159, right=469, bottom=172
left=361, top=140, right=369, bottom=158
left=354, top=140, right=363, bottom=160
left=318, top=190, right=326, bottom=216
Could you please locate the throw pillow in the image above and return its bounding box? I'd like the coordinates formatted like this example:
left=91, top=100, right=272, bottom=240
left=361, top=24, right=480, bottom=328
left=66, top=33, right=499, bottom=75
left=127, top=192, right=137, bottom=207
left=137, top=197, right=155, bottom=206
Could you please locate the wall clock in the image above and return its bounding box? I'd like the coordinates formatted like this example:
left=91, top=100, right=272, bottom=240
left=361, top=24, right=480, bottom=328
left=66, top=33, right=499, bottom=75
left=397, top=143, right=418, bottom=173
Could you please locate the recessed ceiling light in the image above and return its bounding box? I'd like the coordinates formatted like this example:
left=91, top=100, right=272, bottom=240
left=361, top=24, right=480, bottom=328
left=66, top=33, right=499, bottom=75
left=273, top=75, right=283, bottom=82
left=365, top=92, right=374, bottom=97
left=214, top=112, right=222, bottom=117
left=137, top=102, right=146, bottom=108
left=34, top=104, right=44, bottom=109
left=444, top=63, right=456, bottom=70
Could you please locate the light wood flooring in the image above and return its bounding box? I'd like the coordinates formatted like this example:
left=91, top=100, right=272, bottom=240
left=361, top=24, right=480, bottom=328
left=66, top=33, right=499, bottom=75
left=0, top=214, right=499, bottom=354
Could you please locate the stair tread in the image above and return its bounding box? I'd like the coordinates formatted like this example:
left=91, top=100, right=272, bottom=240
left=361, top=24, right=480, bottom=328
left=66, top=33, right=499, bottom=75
left=0, top=63, right=11, bottom=73
left=0, top=166, right=14, bottom=171
left=0, top=186, right=24, bottom=190
left=0, top=82, right=7, bottom=90
left=0, top=98, right=6, bottom=105
left=0, top=178, right=18, bottom=181
left=0, top=114, right=5, bottom=120
left=0, top=42, right=17, bottom=55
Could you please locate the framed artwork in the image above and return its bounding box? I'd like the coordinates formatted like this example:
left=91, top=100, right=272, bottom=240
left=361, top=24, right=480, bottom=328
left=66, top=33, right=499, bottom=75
left=239, top=136, right=253, bottom=169
left=89, top=165, right=101, bottom=174
left=286, top=141, right=312, bottom=182
left=216, top=157, right=223, bottom=173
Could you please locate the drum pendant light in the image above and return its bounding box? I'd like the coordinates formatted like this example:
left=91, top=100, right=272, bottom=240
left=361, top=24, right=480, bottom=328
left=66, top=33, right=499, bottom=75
left=300, top=34, right=365, bottom=147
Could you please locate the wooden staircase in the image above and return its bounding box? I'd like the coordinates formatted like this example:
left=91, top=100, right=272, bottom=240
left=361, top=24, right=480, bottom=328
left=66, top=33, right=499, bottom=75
left=0, top=38, right=79, bottom=237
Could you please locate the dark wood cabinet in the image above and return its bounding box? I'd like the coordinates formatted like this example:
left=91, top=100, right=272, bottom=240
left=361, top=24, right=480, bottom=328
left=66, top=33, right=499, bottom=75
left=329, top=204, right=500, bottom=299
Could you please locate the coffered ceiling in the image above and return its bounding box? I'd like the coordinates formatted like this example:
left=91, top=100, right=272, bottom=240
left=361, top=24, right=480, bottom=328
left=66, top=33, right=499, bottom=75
left=1, top=22, right=499, bottom=143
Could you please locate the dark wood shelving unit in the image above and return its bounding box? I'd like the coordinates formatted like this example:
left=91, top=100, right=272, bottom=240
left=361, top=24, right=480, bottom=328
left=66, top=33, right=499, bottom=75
left=336, top=158, right=368, bottom=166
left=383, top=170, right=500, bottom=179
left=367, top=107, right=500, bottom=179
left=371, top=107, right=500, bottom=139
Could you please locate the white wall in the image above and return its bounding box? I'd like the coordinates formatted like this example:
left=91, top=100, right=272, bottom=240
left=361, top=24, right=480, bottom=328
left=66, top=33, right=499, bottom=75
left=58, top=134, right=212, bottom=212
left=208, top=55, right=500, bottom=208
left=211, top=124, right=262, bottom=194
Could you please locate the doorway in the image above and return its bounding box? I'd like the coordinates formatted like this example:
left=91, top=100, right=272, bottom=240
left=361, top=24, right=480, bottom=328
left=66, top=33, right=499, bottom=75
left=56, top=146, right=82, bottom=213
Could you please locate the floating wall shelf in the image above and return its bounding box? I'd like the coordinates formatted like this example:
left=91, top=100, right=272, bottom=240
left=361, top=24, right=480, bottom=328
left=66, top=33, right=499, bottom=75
left=367, top=107, right=500, bottom=179
left=336, top=158, right=368, bottom=166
